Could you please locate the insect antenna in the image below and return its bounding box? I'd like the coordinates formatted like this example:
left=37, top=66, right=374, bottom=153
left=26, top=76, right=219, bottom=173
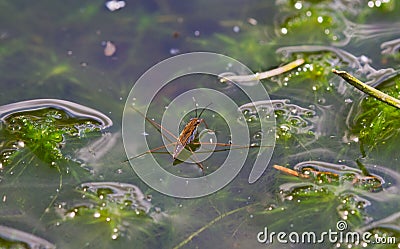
left=197, top=103, right=212, bottom=118
left=191, top=97, right=212, bottom=118
left=193, top=97, right=198, bottom=118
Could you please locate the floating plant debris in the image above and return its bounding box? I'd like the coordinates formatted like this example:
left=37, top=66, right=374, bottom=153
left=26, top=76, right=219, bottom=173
left=57, top=182, right=156, bottom=240
left=0, top=225, right=55, bottom=249
left=103, top=41, right=117, bottom=57
left=0, top=99, right=112, bottom=167
left=273, top=164, right=309, bottom=178
left=219, top=58, right=304, bottom=85
left=332, top=69, right=400, bottom=109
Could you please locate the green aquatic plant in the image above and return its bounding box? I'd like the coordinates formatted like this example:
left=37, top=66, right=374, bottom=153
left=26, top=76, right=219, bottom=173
left=276, top=0, right=398, bottom=47
left=0, top=238, right=29, bottom=249
left=348, top=76, right=400, bottom=155
left=276, top=7, right=340, bottom=45
left=355, top=0, right=397, bottom=23
left=283, top=185, right=368, bottom=225
left=356, top=211, right=400, bottom=248
left=190, top=24, right=277, bottom=70
left=0, top=108, right=103, bottom=168
left=268, top=160, right=388, bottom=231
left=213, top=32, right=277, bottom=70
left=173, top=203, right=256, bottom=249
left=57, top=182, right=158, bottom=240
left=271, top=51, right=339, bottom=94
left=292, top=161, right=384, bottom=192
left=361, top=228, right=399, bottom=248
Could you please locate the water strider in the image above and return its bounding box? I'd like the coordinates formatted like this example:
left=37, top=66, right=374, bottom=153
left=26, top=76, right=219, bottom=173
left=125, top=104, right=269, bottom=172
left=172, top=103, right=212, bottom=163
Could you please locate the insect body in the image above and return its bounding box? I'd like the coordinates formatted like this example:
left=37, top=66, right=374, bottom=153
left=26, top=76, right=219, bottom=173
left=172, top=104, right=211, bottom=170
left=173, top=117, right=204, bottom=159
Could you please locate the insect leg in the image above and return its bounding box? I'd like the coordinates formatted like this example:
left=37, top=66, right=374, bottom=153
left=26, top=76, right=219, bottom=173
left=185, top=146, right=205, bottom=171
left=124, top=142, right=177, bottom=162
left=131, top=106, right=179, bottom=144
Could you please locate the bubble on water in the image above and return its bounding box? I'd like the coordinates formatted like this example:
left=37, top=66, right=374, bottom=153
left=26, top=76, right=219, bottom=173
left=170, top=48, right=180, bottom=55
left=105, top=0, right=126, bottom=11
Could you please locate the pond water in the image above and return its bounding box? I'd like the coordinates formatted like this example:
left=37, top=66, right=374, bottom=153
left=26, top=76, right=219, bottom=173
left=1, top=1, right=400, bottom=248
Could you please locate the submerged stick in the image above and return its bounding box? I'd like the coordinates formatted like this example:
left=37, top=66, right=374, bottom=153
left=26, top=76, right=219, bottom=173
left=220, top=58, right=305, bottom=83
left=332, top=69, right=400, bottom=109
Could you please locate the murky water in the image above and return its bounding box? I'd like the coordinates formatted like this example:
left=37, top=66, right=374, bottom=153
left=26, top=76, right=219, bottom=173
left=1, top=1, right=400, bottom=248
